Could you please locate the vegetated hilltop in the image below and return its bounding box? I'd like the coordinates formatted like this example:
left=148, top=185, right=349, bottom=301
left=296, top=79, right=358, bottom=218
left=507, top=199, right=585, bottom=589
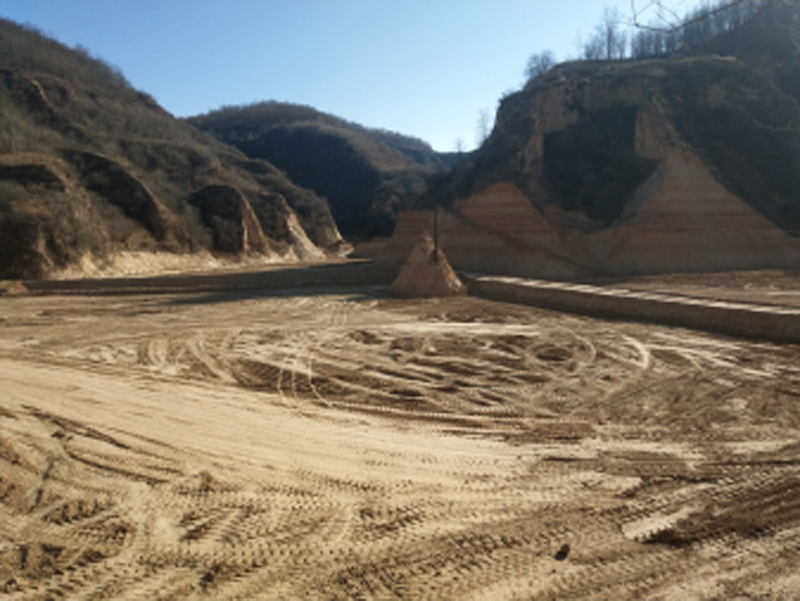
left=380, top=1, right=799, bottom=277
left=0, top=19, right=343, bottom=280
left=692, top=0, right=798, bottom=99
left=188, top=102, right=450, bottom=239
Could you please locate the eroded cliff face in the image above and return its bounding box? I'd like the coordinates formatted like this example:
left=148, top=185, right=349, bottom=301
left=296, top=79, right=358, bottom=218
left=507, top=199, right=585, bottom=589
left=381, top=57, right=799, bottom=277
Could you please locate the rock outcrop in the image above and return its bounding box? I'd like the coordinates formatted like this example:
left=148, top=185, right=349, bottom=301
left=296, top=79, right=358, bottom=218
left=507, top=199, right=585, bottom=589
left=189, top=184, right=278, bottom=254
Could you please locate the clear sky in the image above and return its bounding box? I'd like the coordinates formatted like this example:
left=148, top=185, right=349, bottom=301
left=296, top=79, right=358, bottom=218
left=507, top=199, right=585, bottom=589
left=0, top=0, right=702, bottom=151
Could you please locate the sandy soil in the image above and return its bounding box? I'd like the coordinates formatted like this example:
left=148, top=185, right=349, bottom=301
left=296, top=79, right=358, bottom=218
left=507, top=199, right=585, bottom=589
left=1, top=280, right=798, bottom=599
left=591, top=270, right=800, bottom=309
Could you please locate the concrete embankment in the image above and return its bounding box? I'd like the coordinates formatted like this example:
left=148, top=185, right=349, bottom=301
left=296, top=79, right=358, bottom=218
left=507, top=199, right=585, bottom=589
left=464, top=274, right=800, bottom=344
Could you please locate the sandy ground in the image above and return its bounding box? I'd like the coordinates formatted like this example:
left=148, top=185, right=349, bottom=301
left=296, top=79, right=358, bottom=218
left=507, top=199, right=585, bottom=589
left=1, top=279, right=798, bottom=599
left=592, top=270, right=800, bottom=309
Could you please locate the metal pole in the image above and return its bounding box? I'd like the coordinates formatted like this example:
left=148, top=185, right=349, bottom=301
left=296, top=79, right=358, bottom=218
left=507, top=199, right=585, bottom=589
left=433, top=205, right=438, bottom=259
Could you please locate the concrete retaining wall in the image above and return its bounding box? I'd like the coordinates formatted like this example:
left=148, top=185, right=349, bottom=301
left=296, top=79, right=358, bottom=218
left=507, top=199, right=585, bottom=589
left=465, top=274, right=800, bottom=344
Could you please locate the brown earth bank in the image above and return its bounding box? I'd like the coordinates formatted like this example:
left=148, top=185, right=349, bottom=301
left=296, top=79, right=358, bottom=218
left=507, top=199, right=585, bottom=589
left=379, top=180, right=800, bottom=279
left=1, top=272, right=798, bottom=599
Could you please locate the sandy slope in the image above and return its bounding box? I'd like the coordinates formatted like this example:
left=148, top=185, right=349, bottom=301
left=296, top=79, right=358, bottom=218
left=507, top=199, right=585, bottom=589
left=378, top=170, right=800, bottom=278
left=1, top=286, right=798, bottom=599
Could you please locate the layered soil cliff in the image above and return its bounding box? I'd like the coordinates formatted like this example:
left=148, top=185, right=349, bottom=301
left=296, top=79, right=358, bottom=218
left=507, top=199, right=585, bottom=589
left=0, top=20, right=343, bottom=279
left=379, top=53, right=799, bottom=277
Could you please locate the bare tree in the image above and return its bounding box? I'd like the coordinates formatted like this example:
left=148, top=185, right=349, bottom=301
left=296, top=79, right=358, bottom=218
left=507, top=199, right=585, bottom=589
left=600, top=6, right=628, bottom=59
left=632, top=25, right=675, bottom=58
left=629, top=0, right=780, bottom=53
left=631, top=28, right=652, bottom=58
left=581, top=6, right=626, bottom=60
left=475, top=108, right=492, bottom=147
left=582, top=34, right=605, bottom=60
left=524, top=50, right=556, bottom=81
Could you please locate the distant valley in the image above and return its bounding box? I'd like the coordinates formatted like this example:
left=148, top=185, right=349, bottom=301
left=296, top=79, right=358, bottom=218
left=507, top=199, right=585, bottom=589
left=188, top=102, right=460, bottom=239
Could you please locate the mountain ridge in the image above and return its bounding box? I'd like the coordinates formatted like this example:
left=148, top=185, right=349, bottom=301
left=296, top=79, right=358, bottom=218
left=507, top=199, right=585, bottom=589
left=188, top=101, right=455, bottom=238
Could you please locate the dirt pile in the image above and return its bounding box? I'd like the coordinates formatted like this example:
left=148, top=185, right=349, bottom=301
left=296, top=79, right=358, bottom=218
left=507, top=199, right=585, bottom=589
left=0, top=19, right=342, bottom=279
left=0, top=280, right=28, bottom=296
left=387, top=232, right=466, bottom=298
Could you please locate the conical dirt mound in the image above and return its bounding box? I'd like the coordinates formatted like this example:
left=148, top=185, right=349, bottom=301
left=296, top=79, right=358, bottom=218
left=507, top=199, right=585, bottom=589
left=387, top=232, right=466, bottom=298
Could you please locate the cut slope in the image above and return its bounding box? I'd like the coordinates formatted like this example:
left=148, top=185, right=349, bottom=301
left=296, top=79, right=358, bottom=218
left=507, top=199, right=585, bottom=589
left=380, top=165, right=800, bottom=278
left=594, top=149, right=800, bottom=273
left=386, top=52, right=799, bottom=277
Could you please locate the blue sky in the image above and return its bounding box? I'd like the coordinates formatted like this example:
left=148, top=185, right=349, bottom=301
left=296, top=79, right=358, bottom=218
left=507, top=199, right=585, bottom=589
left=0, top=0, right=703, bottom=151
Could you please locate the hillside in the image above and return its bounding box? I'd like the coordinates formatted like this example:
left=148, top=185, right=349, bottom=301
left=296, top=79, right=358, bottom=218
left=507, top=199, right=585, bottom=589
left=379, top=3, right=799, bottom=277
left=0, top=19, right=343, bottom=279
left=188, top=102, right=448, bottom=238
left=696, top=0, right=798, bottom=99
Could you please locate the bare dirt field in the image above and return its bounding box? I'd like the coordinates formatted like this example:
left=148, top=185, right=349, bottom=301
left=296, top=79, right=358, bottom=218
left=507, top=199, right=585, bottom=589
left=1, top=272, right=798, bottom=599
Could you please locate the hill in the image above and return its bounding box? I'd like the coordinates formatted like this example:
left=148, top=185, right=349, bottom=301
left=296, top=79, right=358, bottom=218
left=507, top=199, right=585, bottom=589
left=188, top=102, right=448, bottom=238
left=690, top=0, right=798, bottom=99
left=379, top=2, right=799, bottom=277
left=0, top=19, right=343, bottom=279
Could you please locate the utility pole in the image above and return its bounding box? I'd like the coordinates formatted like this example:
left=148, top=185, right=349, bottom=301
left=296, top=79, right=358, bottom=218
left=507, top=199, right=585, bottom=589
left=433, top=205, right=438, bottom=260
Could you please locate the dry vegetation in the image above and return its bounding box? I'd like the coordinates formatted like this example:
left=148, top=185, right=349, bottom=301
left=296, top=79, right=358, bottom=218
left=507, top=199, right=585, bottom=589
left=1, top=271, right=798, bottom=599
left=188, top=101, right=448, bottom=238
left=0, top=19, right=340, bottom=280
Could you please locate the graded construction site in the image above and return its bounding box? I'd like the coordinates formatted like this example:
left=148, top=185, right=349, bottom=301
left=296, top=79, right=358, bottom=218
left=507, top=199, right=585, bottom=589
left=1, top=264, right=798, bottom=600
